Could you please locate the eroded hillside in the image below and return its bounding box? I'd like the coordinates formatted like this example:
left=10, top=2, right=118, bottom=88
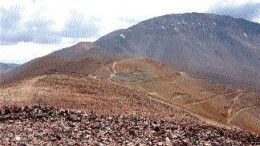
left=95, top=58, right=260, bottom=134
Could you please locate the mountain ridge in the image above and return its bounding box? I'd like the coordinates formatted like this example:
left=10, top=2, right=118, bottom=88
left=95, top=12, right=260, bottom=93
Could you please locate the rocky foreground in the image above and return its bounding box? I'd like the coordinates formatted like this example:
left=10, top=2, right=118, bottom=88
left=0, top=106, right=259, bottom=145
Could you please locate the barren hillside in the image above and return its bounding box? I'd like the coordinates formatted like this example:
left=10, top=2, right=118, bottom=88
left=0, top=42, right=120, bottom=85
left=0, top=74, right=196, bottom=122
left=95, top=58, right=260, bottom=134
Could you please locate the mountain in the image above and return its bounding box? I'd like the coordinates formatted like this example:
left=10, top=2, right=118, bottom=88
left=50, top=42, right=120, bottom=61
left=0, top=63, right=19, bottom=73
left=0, top=42, right=120, bottom=84
left=1, top=13, right=260, bottom=135
left=0, top=55, right=68, bottom=84
left=95, top=13, right=260, bottom=93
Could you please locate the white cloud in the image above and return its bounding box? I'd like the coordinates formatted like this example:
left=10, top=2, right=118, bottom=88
left=0, top=38, right=87, bottom=64
left=208, top=0, right=260, bottom=21
left=0, top=43, right=60, bottom=63
left=1, top=0, right=221, bottom=36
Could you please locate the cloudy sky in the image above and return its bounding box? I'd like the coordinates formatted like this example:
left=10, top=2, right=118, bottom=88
left=1, top=0, right=259, bottom=64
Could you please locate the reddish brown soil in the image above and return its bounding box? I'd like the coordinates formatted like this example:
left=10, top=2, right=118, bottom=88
left=0, top=74, right=197, bottom=124
left=95, top=58, right=260, bottom=134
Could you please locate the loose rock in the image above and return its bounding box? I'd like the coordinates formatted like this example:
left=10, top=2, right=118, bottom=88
left=0, top=105, right=259, bottom=145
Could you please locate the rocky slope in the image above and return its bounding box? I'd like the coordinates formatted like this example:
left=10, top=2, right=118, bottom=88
left=95, top=58, right=260, bottom=134
left=0, top=105, right=259, bottom=145
left=95, top=13, right=260, bottom=93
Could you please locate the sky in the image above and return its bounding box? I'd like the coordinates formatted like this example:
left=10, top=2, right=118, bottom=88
left=1, top=0, right=260, bottom=64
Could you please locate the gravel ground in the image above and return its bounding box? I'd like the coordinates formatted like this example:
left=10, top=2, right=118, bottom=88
left=0, top=105, right=259, bottom=145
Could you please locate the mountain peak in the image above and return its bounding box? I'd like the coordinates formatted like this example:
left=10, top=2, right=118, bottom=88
left=95, top=13, right=260, bottom=93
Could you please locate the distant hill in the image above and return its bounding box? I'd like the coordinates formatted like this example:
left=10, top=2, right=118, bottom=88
left=95, top=13, right=260, bottom=93
left=0, top=42, right=120, bottom=84
left=0, top=63, right=20, bottom=73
